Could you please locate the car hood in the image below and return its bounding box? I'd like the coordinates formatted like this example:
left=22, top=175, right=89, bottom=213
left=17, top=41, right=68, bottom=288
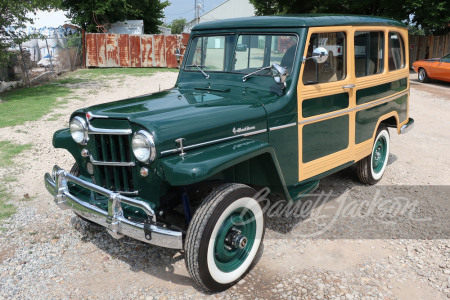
left=75, top=88, right=269, bottom=155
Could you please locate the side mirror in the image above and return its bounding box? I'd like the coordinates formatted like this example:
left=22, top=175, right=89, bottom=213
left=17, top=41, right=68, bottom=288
left=236, top=44, right=248, bottom=52
left=303, top=47, right=329, bottom=64
left=271, top=63, right=287, bottom=88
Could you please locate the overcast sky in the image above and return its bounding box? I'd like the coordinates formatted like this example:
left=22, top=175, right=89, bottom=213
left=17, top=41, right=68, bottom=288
left=27, top=0, right=227, bottom=29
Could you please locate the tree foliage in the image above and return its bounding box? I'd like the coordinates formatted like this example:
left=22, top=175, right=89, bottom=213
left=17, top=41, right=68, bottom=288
left=169, top=18, right=187, bottom=34
left=249, top=0, right=449, bottom=35
left=0, top=0, right=59, bottom=65
left=60, top=0, right=170, bottom=34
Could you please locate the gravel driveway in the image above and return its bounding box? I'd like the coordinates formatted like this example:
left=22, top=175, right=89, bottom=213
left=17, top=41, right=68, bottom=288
left=0, top=71, right=448, bottom=299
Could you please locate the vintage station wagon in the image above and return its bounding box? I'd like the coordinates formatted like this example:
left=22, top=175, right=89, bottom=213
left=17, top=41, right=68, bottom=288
left=45, top=15, right=414, bottom=291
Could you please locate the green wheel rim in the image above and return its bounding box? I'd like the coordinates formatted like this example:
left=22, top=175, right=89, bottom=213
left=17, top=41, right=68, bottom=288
left=372, top=135, right=387, bottom=174
left=214, top=208, right=256, bottom=273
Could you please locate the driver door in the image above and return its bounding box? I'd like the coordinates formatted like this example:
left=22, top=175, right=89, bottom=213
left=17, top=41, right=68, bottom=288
left=297, top=27, right=355, bottom=181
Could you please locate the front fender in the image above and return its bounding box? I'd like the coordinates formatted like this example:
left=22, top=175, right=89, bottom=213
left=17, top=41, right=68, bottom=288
left=53, top=128, right=82, bottom=162
left=158, top=139, right=289, bottom=198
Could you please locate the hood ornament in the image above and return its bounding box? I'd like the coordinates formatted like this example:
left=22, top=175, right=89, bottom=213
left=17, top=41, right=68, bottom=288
left=175, top=138, right=186, bottom=156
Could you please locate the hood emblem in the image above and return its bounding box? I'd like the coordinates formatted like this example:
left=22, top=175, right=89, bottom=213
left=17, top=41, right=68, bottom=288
left=232, top=126, right=256, bottom=135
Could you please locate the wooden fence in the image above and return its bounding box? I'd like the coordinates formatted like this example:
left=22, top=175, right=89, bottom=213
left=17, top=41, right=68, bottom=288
left=85, top=33, right=190, bottom=68
left=409, top=33, right=450, bottom=67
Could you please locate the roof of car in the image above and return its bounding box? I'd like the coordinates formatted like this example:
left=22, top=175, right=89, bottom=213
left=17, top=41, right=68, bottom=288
left=192, top=15, right=406, bottom=31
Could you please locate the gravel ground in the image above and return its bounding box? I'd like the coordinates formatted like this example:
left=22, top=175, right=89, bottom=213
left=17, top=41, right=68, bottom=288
left=0, top=71, right=449, bottom=299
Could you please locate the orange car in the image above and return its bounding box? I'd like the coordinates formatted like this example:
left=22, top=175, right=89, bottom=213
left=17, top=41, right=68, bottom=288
left=412, top=53, right=450, bottom=83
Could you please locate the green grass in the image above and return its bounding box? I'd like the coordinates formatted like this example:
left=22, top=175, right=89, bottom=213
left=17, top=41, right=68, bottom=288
left=0, top=186, right=16, bottom=223
left=0, top=141, right=32, bottom=168
left=0, top=83, right=71, bottom=128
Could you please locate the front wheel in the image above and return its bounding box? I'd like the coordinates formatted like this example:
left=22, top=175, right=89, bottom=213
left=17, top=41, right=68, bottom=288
left=357, top=125, right=390, bottom=185
left=418, top=68, right=430, bottom=83
left=185, top=183, right=265, bottom=292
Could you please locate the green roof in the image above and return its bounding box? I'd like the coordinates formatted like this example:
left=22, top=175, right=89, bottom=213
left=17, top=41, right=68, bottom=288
left=193, top=15, right=406, bottom=31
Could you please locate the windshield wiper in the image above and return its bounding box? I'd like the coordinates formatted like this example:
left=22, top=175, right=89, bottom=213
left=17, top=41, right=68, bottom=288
left=186, top=64, right=210, bottom=79
left=242, top=65, right=272, bottom=82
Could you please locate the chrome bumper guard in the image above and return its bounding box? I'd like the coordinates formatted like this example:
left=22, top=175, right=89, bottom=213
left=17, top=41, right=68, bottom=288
left=400, top=118, right=414, bottom=134
left=44, top=165, right=183, bottom=249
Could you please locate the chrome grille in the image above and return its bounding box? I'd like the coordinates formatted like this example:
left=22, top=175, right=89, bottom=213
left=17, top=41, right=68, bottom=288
left=90, top=134, right=137, bottom=194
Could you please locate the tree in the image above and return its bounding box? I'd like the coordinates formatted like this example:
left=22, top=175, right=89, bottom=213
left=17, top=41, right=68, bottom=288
left=170, top=18, right=187, bottom=34
left=0, top=0, right=59, bottom=66
left=249, top=0, right=449, bottom=35
left=60, top=0, right=170, bottom=34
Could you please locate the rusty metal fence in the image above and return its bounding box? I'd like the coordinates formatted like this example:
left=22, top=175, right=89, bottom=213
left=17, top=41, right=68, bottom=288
left=409, top=33, right=450, bottom=67
left=85, top=33, right=190, bottom=68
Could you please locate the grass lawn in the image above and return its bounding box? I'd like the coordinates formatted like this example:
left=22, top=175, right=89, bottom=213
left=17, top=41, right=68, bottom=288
left=0, top=141, right=32, bottom=225
left=0, top=83, right=71, bottom=128
left=0, top=67, right=176, bottom=128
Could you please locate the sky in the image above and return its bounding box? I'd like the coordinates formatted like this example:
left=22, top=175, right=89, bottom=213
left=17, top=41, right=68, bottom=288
left=163, top=0, right=225, bottom=23
left=26, top=0, right=226, bottom=29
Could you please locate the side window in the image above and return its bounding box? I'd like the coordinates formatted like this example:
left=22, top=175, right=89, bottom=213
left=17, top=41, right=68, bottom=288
left=354, top=31, right=384, bottom=77
left=388, top=32, right=405, bottom=71
left=441, top=54, right=450, bottom=63
left=302, top=32, right=346, bottom=85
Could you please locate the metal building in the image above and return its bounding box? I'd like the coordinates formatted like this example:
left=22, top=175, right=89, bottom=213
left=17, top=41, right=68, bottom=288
left=183, top=0, right=255, bottom=33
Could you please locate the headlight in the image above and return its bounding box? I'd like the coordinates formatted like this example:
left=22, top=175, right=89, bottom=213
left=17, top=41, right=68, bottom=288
left=132, top=130, right=156, bottom=163
left=70, top=116, right=88, bottom=144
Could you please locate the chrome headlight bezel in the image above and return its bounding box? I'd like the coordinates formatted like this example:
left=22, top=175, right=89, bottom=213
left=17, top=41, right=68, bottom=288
left=132, top=130, right=156, bottom=164
left=70, top=116, right=89, bottom=145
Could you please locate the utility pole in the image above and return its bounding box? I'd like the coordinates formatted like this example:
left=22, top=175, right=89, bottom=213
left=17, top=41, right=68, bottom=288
left=194, top=0, right=204, bottom=25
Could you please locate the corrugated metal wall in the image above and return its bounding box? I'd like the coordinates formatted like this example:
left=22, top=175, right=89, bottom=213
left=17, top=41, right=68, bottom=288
left=409, top=34, right=450, bottom=67
left=86, top=33, right=190, bottom=68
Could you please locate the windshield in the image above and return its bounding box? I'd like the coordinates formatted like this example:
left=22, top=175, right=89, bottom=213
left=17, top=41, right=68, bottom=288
left=184, top=34, right=298, bottom=76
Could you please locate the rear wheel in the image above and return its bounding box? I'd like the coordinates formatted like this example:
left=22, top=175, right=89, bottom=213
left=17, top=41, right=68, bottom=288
left=185, top=183, right=265, bottom=292
left=418, top=68, right=430, bottom=83
left=357, top=125, right=390, bottom=185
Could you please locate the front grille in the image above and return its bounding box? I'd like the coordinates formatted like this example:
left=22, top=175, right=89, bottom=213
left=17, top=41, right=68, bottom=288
left=90, top=134, right=137, bottom=193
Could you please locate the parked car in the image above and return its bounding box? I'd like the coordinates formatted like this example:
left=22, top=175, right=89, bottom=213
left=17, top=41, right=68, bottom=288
left=45, top=15, right=414, bottom=292
left=412, top=53, right=450, bottom=83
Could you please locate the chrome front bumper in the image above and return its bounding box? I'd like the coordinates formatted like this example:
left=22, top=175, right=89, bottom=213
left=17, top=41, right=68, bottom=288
left=400, top=118, right=414, bottom=134
left=44, top=165, right=183, bottom=249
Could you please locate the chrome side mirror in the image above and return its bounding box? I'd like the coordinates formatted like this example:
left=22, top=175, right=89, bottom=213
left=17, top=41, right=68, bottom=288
left=271, top=63, right=287, bottom=88
left=303, top=47, right=329, bottom=64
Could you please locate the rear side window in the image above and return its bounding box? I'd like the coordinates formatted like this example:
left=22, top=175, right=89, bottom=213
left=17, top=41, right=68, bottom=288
left=388, top=32, right=405, bottom=71
left=302, top=32, right=346, bottom=85
left=354, top=31, right=384, bottom=77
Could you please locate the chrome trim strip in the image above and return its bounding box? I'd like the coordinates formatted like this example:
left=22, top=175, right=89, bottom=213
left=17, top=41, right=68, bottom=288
left=355, top=90, right=409, bottom=111
left=160, top=129, right=268, bottom=155
left=44, top=166, right=183, bottom=249
left=89, top=155, right=135, bottom=167
left=117, top=190, right=139, bottom=196
left=299, top=107, right=353, bottom=125
left=88, top=125, right=132, bottom=135
left=299, top=90, right=410, bottom=126
left=86, top=111, right=108, bottom=120
left=269, top=123, right=297, bottom=131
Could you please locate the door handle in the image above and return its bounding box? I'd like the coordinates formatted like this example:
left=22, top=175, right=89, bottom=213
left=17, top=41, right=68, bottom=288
left=342, top=84, right=356, bottom=89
